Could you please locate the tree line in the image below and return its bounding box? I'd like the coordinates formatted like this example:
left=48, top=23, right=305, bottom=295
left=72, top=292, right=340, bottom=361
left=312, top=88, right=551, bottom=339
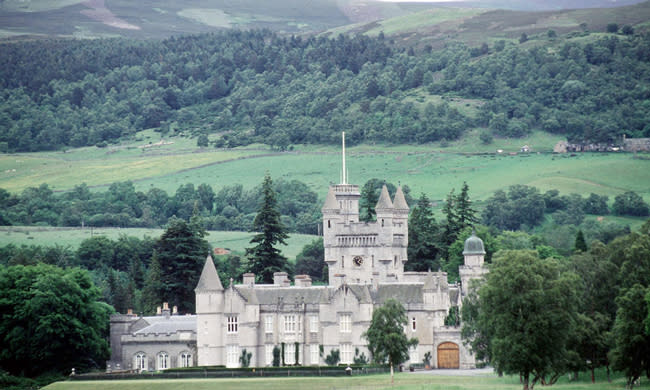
left=3, top=30, right=650, bottom=152
left=0, top=178, right=321, bottom=234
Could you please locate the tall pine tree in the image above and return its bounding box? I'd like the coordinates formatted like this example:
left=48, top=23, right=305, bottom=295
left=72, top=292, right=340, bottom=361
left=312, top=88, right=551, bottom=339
left=156, top=217, right=210, bottom=313
left=456, top=181, right=478, bottom=229
left=406, top=193, right=439, bottom=271
left=246, top=172, right=290, bottom=283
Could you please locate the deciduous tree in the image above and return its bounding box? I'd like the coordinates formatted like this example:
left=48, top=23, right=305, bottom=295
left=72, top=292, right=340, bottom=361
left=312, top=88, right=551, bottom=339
left=463, top=250, right=579, bottom=390
left=363, top=299, right=418, bottom=383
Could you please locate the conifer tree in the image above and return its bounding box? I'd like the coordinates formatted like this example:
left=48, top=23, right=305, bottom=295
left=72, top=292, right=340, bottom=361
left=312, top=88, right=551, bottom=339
left=407, top=193, right=439, bottom=271
left=455, top=181, right=478, bottom=230
left=156, top=217, right=210, bottom=313
left=245, top=172, right=290, bottom=283
left=574, top=230, right=588, bottom=252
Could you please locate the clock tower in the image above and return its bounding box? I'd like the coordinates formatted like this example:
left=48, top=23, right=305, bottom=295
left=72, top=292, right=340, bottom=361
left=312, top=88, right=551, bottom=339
left=322, top=133, right=409, bottom=287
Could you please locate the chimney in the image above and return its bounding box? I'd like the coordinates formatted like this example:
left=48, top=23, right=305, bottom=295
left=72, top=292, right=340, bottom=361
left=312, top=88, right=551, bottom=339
left=127, top=308, right=133, bottom=316
left=172, top=306, right=178, bottom=315
left=243, top=273, right=256, bottom=287
left=274, top=272, right=289, bottom=286
left=162, top=302, right=171, bottom=318
left=156, top=306, right=162, bottom=315
left=295, top=274, right=312, bottom=287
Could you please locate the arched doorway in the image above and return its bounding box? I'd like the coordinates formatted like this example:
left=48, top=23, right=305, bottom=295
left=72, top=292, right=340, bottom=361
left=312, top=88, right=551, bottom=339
left=437, top=342, right=459, bottom=369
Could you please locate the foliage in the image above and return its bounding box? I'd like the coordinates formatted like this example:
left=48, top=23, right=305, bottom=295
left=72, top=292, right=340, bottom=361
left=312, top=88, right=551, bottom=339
left=324, top=349, right=340, bottom=366
left=610, top=284, right=650, bottom=388
left=155, top=218, right=210, bottom=313
left=245, top=173, right=290, bottom=283
left=0, top=264, right=113, bottom=377
left=0, top=178, right=320, bottom=235
left=612, top=191, right=650, bottom=217
left=4, top=29, right=650, bottom=152
left=353, top=348, right=369, bottom=365
left=295, top=238, right=325, bottom=282
left=272, top=346, right=281, bottom=367
left=482, top=185, right=546, bottom=231
left=463, top=250, right=580, bottom=390
left=239, top=349, right=252, bottom=368
left=363, top=299, right=418, bottom=367
left=406, top=193, right=439, bottom=272
left=444, top=306, right=460, bottom=327
left=574, top=230, right=588, bottom=252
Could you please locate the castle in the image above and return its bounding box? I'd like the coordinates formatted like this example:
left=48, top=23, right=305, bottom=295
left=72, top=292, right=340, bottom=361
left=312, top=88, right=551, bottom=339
left=107, top=135, right=487, bottom=372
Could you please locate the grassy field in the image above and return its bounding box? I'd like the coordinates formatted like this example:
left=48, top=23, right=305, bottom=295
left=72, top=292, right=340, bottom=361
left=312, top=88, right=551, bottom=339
left=0, top=226, right=317, bottom=260
left=42, top=371, right=649, bottom=390
left=1, top=132, right=649, bottom=205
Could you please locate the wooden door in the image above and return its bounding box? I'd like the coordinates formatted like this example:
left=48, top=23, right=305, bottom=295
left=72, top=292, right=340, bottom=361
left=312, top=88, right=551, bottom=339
left=437, top=342, right=459, bottom=369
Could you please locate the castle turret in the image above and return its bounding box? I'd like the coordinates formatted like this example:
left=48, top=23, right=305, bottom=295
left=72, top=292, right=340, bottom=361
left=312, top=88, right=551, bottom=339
left=459, top=232, right=488, bottom=299
left=195, top=255, right=224, bottom=366
left=375, top=185, right=394, bottom=229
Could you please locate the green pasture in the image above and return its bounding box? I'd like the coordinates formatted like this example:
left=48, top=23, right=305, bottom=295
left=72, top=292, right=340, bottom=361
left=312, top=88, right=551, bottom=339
left=1, top=132, right=649, bottom=205
left=0, top=227, right=317, bottom=260
left=43, top=371, right=648, bottom=390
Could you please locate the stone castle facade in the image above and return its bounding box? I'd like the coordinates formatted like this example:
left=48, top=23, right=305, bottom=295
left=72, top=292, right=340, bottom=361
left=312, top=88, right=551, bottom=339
left=108, top=155, right=487, bottom=372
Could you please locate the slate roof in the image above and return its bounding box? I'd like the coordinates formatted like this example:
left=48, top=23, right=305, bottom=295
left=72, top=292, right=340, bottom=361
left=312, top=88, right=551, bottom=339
left=375, top=185, right=394, bottom=210
left=195, top=256, right=223, bottom=291
left=235, top=286, right=328, bottom=305
left=392, top=186, right=409, bottom=210
left=133, top=315, right=197, bottom=335
left=374, top=284, right=424, bottom=304
left=322, top=187, right=339, bottom=211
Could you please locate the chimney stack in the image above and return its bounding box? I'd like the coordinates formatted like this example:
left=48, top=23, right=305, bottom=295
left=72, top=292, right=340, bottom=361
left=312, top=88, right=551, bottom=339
left=295, top=275, right=312, bottom=287
left=243, top=273, right=256, bottom=287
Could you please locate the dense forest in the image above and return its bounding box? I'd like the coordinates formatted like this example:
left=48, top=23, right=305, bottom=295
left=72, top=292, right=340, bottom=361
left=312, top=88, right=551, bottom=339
left=2, top=29, right=650, bottom=152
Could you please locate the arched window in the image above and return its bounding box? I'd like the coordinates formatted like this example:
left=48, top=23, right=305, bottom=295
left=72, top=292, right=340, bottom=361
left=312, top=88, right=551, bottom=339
left=134, top=352, right=147, bottom=371
left=157, top=352, right=169, bottom=370
left=180, top=351, right=192, bottom=368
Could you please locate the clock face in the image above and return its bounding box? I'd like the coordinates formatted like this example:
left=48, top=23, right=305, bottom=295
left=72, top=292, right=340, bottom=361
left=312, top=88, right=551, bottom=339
left=353, top=256, right=363, bottom=266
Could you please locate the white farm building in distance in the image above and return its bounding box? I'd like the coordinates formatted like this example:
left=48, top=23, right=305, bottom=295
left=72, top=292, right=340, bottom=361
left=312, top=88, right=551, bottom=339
left=107, top=134, right=487, bottom=372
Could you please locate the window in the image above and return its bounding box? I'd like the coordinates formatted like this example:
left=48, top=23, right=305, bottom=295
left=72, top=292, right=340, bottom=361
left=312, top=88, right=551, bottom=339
left=157, top=352, right=169, bottom=370
left=340, top=314, right=351, bottom=333
left=412, top=317, right=416, bottom=331
left=340, top=344, right=353, bottom=364
left=309, top=315, right=318, bottom=333
left=227, top=316, right=238, bottom=334
left=265, top=345, right=274, bottom=366
left=134, top=353, right=147, bottom=371
left=297, top=315, right=303, bottom=334
left=265, top=316, right=274, bottom=334
left=341, top=256, right=344, bottom=269
left=328, top=220, right=331, bottom=228
left=180, top=352, right=192, bottom=368
left=284, top=342, right=296, bottom=365
left=226, top=345, right=239, bottom=367
left=310, top=344, right=319, bottom=365
left=284, top=315, right=296, bottom=333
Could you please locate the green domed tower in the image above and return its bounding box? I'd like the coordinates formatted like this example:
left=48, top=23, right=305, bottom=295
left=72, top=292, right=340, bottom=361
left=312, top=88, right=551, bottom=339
left=459, top=231, right=487, bottom=298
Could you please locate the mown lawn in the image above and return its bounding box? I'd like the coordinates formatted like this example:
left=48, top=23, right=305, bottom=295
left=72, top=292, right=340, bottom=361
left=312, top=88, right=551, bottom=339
left=42, top=371, right=649, bottom=390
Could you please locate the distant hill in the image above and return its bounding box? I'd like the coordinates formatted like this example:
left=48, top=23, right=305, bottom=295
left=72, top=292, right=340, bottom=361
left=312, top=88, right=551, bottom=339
left=327, top=1, right=650, bottom=48
left=0, top=0, right=648, bottom=39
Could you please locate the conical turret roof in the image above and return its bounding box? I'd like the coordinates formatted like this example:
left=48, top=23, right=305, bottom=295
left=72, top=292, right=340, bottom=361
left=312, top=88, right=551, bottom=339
left=393, top=186, right=409, bottom=210
left=322, top=187, right=339, bottom=211
left=195, top=255, right=223, bottom=292
left=375, top=185, right=394, bottom=210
